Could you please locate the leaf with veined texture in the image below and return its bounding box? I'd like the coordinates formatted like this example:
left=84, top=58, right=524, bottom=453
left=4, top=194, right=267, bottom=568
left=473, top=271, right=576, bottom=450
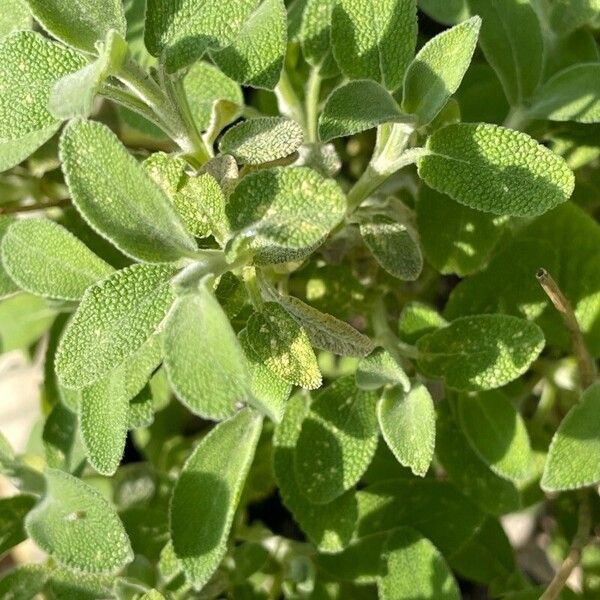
left=0, top=0, right=31, bottom=38
left=356, top=348, right=410, bottom=391
left=0, top=217, right=18, bottom=299
left=300, top=0, right=338, bottom=78
left=170, top=408, right=262, bottom=589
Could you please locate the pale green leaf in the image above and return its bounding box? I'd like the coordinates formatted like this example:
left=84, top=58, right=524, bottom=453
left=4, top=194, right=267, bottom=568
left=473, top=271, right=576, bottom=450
left=1, top=219, right=113, bottom=300
left=360, top=215, right=423, bottom=281
left=0, top=0, right=31, bottom=38
left=247, top=302, right=321, bottom=389
left=26, top=0, right=126, bottom=52
left=331, top=0, right=417, bottom=91
left=300, top=0, right=338, bottom=78
left=418, top=123, right=575, bottom=217
left=356, top=348, right=410, bottom=391
left=60, top=120, right=198, bottom=263
left=0, top=217, right=18, bottom=298
left=398, top=302, right=447, bottom=345
left=549, top=0, right=600, bottom=34
left=294, top=377, right=379, bottom=503
left=542, top=382, right=600, bottom=491
left=528, top=64, right=600, bottom=124
left=274, top=393, right=357, bottom=552
left=377, top=528, right=460, bottom=600
left=0, top=494, right=35, bottom=556
left=164, top=281, right=249, bottom=420
left=219, top=117, right=304, bottom=165
left=170, top=408, right=262, bottom=589
left=211, top=0, right=286, bottom=89
left=0, top=125, right=60, bottom=173
left=0, top=565, right=48, bottom=600
left=468, top=0, right=544, bottom=106
left=417, top=315, right=545, bottom=391
left=25, top=469, right=133, bottom=574
left=319, top=80, right=408, bottom=143
left=55, top=263, right=176, bottom=389
left=377, top=383, right=435, bottom=477
left=226, top=167, right=346, bottom=265
left=457, top=391, right=533, bottom=482
left=402, top=17, right=480, bottom=125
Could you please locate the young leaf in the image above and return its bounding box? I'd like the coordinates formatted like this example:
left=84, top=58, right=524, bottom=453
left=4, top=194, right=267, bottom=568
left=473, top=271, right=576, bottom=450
left=377, top=383, right=435, bottom=477
left=402, top=16, right=480, bottom=125
left=0, top=494, right=36, bottom=556
left=300, top=0, right=338, bottom=78
left=356, top=348, right=410, bottom=392
left=360, top=215, right=423, bottom=281
left=211, top=0, right=287, bottom=89
left=542, top=382, right=600, bottom=491
left=164, top=281, right=249, bottom=420
left=1, top=219, right=113, bottom=300
left=25, top=469, right=133, bottom=574
left=398, top=302, right=447, bottom=345
left=55, top=263, right=176, bottom=389
left=60, top=120, right=198, bottom=263
left=467, top=0, right=544, bottom=106
left=417, top=315, right=545, bottom=391
left=418, top=123, right=575, bottom=216
left=528, top=64, right=600, bottom=124
left=25, top=0, right=126, bottom=53
left=294, top=376, right=379, bottom=503
left=219, top=117, right=304, bottom=165
left=331, top=0, right=417, bottom=91
left=170, top=408, right=262, bottom=589
left=247, top=303, right=321, bottom=389
left=226, top=167, right=346, bottom=265
left=319, top=80, right=409, bottom=143
left=457, top=391, right=533, bottom=482
left=377, top=528, right=460, bottom=600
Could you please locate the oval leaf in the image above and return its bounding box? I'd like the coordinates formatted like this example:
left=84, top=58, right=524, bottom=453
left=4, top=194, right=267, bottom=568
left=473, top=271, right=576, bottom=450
left=356, top=348, right=410, bottom=391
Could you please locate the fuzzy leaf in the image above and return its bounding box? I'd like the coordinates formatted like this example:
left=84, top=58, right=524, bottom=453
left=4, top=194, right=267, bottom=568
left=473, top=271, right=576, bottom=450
left=211, top=0, right=286, bottom=89
left=0, top=0, right=31, bottom=38
left=457, top=391, right=533, bottom=482
left=377, top=383, right=435, bottom=477
left=294, top=377, right=379, bottom=503
left=0, top=495, right=36, bottom=556
left=418, top=123, right=575, bottom=217
left=25, top=469, right=133, bottom=574
left=164, top=281, right=249, bottom=420
left=319, top=80, right=408, bottom=143
left=246, top=303, right=321, bottom=389
left=402, top=16, right=480, bottom=125
left=418, top=0, right=469, bottom=25
left=417, top=315, right=545, bottom=391
left=300, top=0, right=338, bottom=78
left=170, top=408, right=262, bottom=589
left=25, top=0, right=126, bottom=53
left=0, top=217, right=18, bottom=298
left=542, top=382, right=600, bottom=491
left=60, top=120, right=197, bottom=263
left=219, top=117, right=303, bottom=165
left=356, top=348, right=410, bottom=391
left=1, top=219, right=113, bottom=300
left=55, top=263, right=176, bottom=389
left=528, top=64, right=600, bottom=124
left=331, top=0, right=417, bottom=91
left=398, top=302, right=447, bottom=345
left=0, top=126, right=60, bottom=173
left=0, top=565, right=48, bottom=599
left=226, top=167, right=346, bottom=265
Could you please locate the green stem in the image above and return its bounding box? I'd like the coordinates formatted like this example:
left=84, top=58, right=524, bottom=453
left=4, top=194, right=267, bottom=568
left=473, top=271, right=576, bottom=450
left=243, top=267, right=264, bottom=309
left=305, top=68, right=322, bottom=143
left=275, top=69, right=306, bottom=128
left=372, top=298, right=420, bottom=363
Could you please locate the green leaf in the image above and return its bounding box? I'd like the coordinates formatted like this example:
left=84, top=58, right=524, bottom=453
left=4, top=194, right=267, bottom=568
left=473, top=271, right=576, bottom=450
left=418, top=0, right=469, bottom=25
left=1, top=219, right=113, bottom=300
left=548, top=0, right=600, bottom=34
left=457, top=391, right=533, bottom=482
left=418, top=123, right=575, bottom=217
left=528, top=64, right=600, bottom=124
left=55, top=263, right=176, bottom=389
left=0, top=125, right=60, bottom=173
left=43, top=402, right=85, bottom=472
left=300, top=0, right=338, bottom=78
left=170, top=408, right=262, bottom=589
left=219, top=117, right=304, bottom=165
left=25, top=469, right=133, bottom=574
left=377, top=528, right=460, bottom=600
left=331, top=0, right=417, bottom=91
left=60, top=120, right=197, bottom=263
left=319, top=80, right=408, bottom=143
left=360, top=215, right=423, bottom=281
left=273, top=393, right=358, bottom=552
left=247, top=303, right=321, bottom=389
left=417, top=185, right=505, bottom=277
left=211, top=0, right=287, bottom=90
left=226, top=167, right=346, bottom=265
left=542, top=382, right=600, bottom=491
left=356, top=348, right=410, bottom=391
left=25, top=0, right=126, bottom=53
left=145, top=0, right=257, bottom=73
left=0, top=494, right=36, bottom=556
left=467, top=0, right=544, bottom=106
left=0, top=0, right=31, bottom=38
left=0, top=217, right=18, bottom=299
left=294, top=376, right=379, bottom=503
left=0, top=565, right=48, bottom=600
left=164, top=281, right=249, bottom=420
left=0, top=432, right=45, bottom=495
left=398, top=302, right=447, bottom=345
left=377, top=383, right=435, bottom=477
left=417, top=314, right=545, bottom=391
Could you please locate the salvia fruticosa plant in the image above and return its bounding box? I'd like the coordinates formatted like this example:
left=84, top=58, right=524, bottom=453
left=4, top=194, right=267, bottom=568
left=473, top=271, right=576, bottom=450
left=0, top=0, right=600, bottom=598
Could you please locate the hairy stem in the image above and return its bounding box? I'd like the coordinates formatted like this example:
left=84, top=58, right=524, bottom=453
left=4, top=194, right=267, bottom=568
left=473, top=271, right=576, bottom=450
left=275, top=69, right=306, bottom=128
left=305, top=68, right=322, bottom=143
left=372, top=298, right=419, bottom=364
